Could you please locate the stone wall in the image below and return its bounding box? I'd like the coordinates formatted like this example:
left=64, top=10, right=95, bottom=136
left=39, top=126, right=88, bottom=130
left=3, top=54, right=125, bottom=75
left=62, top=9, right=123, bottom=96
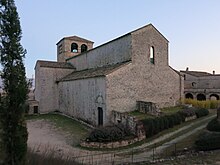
left=105, top=26, right=182, bottom=113
left=35, top=64, right=73, bottom=113
left=58, top=77, right=107, bottom=126
left=181, top=71, right=220, bottom=100
left=67, top=34, right=132, bottom=71
left=136, top=101, right=159, bottom=116
left=80, top=135, right=145, bottom=149
left=111, top=111, right=145, bottom=137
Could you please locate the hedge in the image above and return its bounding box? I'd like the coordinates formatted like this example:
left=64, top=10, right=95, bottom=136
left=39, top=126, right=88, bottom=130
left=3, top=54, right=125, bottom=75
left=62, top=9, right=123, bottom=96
left=179, top=108, right=196, bottom=118
left=207, top=117, right=220, bottom=132
left=141, top=113, right=185, bottom=137
left=195, top=108, right=209, bottom=118
left=86, top=124, right=133, bottom=142
left=195, top=131, right=220, bottom=151
left=142, top=107, right=209, bottom=138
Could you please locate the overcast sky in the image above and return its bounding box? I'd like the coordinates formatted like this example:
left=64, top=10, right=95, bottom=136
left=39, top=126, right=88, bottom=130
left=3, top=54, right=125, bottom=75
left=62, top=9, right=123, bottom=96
left=14, top=0, right=220, bottom=78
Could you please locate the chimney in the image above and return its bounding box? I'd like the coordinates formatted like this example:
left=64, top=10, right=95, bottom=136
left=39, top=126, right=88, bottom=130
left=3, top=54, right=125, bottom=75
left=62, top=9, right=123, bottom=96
left=213, top=71, right=215, bottom=75
left=186, top=67, right=189, bottom=71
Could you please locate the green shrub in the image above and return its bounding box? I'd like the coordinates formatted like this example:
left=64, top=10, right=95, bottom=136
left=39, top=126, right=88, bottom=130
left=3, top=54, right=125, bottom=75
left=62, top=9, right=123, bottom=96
left=207, top=118, right=220, bottom=132
left=179, top=108, right=196, bottom=118
left=162, top=116, right=170, bottom=129
left=195, top=131, right=220, bottom=151
left=166, top=115, right=175, bottom=128
left=87, top=124, right=133, bottom=142
left=153, top=118, right=160, bottom=134
left=195, top=108, right=209, bottom=118
left=141, top=118, right=154, bottom=137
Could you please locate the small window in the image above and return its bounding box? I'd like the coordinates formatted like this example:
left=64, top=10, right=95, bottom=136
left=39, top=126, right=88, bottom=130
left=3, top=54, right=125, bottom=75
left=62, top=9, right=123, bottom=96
left=81, top=44, right=88, bottom=53
left=58, top=45, right=62, bottom=54
left=150, top=46, right=155, bottom=64
left=183, top=75, right=186, bottom=80
left=192, top=82, right=196, bottom=87
left=71, top=43, right=78, bottom=53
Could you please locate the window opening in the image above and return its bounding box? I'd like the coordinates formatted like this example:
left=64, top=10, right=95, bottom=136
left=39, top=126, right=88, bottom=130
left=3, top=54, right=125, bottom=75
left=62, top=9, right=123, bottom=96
left=71, top=43, right=78, bottom=53
left=81, top=44, right=88, bottom=53
left=150, top=46, right=155, bottom=64
left=98, top=107, right=103, bottom=126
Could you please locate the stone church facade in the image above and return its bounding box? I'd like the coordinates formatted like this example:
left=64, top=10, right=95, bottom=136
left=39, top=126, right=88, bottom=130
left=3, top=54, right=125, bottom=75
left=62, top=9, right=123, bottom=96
left=35, top=24, right=183, bottom=126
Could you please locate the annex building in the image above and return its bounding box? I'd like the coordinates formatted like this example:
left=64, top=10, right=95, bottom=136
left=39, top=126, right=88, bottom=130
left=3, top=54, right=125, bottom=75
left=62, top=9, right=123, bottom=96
left=34, top=24, right=183, bottom=126
left=180, top=68, right=220, bottom=101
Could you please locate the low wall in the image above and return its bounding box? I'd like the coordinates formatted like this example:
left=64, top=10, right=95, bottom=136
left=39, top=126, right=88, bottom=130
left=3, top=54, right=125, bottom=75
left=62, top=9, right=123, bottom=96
left=185, top=115, right=197, bottom=122
left=80, top=135, right=145, bottom=149
left=111, top=111, right=145, bottom=137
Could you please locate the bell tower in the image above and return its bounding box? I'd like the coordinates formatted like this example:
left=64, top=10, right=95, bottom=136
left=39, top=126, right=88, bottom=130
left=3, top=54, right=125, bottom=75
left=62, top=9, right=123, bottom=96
left=56, top=36, right=94, bottom=62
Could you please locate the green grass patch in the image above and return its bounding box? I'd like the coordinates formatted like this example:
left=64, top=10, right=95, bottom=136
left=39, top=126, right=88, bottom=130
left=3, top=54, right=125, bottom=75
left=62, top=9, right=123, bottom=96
left=128, top=110, right=154, bottom=120
left=160, top=105, right=184, bottom=114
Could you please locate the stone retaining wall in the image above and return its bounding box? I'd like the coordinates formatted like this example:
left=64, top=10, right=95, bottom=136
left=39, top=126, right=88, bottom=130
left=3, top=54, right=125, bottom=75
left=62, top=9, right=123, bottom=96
left=185, top=115, right=197, bottom=122
left=80, top=134, right=145, bottom=149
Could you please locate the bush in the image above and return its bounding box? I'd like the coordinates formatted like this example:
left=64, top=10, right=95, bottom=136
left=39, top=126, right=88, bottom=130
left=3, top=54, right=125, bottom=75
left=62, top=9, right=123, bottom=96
left=195, top=131, right=220, bottom=151
left=141, top=118, right=154, bottom=137
left=141, top=113, right=184, bottom=137
left=195, top=108, right=209, bottom=118
left=179, top=108, right=196, bottom=118
left=207, top=118, right=220, bottom=132
left=87, top=124, right=133, bottom=142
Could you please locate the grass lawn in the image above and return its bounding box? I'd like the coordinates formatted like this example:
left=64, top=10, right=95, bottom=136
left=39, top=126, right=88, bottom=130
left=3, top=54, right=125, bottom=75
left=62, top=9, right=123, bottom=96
left=128, top=110, right=154, bottom=120
left=160, top=105, right=184, bottom=114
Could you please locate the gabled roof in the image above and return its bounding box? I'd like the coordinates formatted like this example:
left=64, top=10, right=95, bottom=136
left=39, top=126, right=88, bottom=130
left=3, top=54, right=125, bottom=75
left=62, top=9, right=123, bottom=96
left=169, top=66, right=181, bottom=75
left=181, top=70, right=212, bottom=77
left=59, top=61, right=131, bottom=82
left=56, top=36, right=94, bottom=45
left=36, top=60, right=75, bottom=69
left=67, top=23, right=166, bottom=61
left=130, top=23, right=169, bottom=42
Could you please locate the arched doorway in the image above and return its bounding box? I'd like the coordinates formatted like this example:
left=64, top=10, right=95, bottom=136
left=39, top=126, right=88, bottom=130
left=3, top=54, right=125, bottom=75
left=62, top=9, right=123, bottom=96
left=98, top=107, right=103, bottom=126
left=197, top=94, right=206, bottom=101
left=210, top=94, right=219, bottom=100
left=185, top=93, right=193, bottom=99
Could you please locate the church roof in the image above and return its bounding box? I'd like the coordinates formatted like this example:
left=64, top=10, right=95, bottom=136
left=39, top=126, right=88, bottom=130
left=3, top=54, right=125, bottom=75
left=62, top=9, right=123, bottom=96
left=56, top=36, right=94, bottom=45
left=181, top=70, right=212, bottom=77
left=36, top=60, right=74, bottom=69
left=59, top=61, right=131, bottom=82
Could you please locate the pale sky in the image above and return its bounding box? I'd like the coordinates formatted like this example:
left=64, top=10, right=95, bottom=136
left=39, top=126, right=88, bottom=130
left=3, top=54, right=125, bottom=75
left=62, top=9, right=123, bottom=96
left=14, top=0, right=220, bottom=78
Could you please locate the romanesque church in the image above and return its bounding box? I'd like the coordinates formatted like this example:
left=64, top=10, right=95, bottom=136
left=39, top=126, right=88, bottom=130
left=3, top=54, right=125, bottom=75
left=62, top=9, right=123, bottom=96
left=34, top=24, right=183, bottom=126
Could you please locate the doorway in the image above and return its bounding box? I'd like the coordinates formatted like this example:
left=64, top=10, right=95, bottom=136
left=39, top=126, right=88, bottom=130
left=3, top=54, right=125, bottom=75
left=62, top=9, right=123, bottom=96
left=98, top=107, right=103, bottom=126
left=34, top=106, right=38, bottom=114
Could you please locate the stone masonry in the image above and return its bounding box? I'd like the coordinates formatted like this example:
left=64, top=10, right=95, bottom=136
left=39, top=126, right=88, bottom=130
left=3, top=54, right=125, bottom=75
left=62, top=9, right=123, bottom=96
left=34, top=24, right=183, bottom=126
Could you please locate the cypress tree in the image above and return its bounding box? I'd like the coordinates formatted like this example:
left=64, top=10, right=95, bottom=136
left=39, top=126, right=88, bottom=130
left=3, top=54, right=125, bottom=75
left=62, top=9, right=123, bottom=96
left=0, top=0, right=28, bottom=164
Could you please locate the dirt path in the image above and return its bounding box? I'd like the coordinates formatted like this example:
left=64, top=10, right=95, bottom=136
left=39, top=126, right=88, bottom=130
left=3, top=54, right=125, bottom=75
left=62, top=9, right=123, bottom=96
left=27, top=120, right=105, bottom=161
left=27, top=114, right=216, bottom=164
left=114, top=114, right=216, bottom=163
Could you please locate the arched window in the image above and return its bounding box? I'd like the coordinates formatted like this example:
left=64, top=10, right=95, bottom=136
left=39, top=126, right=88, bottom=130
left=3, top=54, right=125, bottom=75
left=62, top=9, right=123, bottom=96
left=71, top=43, right=78, bottom=53
left=185, top=93, right=193, bottom=99
left=192, top=82, right=196, bottom=87
left=150, top=46, right=155, bottom=64
left=210, top=94, right=219, bottom=100
left=81, top=44, right=88, bottom=53
left=197, top=94, right=206, bottom=101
